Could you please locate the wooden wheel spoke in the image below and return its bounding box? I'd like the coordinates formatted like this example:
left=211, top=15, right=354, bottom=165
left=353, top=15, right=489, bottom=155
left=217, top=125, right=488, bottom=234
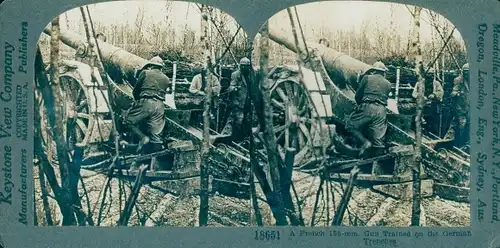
left=76, top=119, right=88, bottom=134
left=298, top=123, right=312, bottom=144
left=271, top=99, right=285, bottom=110
left=77, top=113, right=90, bottom=119
left=276, top=88, right=288, bottom=103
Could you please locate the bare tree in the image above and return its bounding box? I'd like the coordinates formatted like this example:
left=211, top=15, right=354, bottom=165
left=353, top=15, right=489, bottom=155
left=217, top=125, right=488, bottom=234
left=198, top=4, right=211, bottom=227
left=258, top=21, right=289, bottom=225
left=408, top=6, right=423, bottom=226
left=36, top=22, right=77, bottom=224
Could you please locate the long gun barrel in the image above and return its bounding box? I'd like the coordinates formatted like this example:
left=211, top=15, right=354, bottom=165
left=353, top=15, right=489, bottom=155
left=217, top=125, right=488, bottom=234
left=43, top=27, right=148, bottom=84
left=267, top=28, right=372, bottom=90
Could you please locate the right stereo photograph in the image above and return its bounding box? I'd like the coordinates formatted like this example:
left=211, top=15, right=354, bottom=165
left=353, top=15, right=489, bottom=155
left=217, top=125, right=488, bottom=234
left=246, top=1, right=470, bottom=227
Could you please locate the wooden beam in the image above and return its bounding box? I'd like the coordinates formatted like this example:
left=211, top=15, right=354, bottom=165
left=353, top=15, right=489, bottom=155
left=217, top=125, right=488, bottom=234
left=433, top=183, right=470, bottom=203
left=115, top=168, right=200, bottom=181
left=330, top=173, right=413, bottom=184
left=328, top=150, right=414, bottom=173
left=373, top=179, right=434, bottom=200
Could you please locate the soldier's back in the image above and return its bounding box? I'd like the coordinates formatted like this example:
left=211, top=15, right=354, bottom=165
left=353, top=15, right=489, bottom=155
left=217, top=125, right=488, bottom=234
left=142, top=69, right=171, bottom=93
left=361, top=74, right=391, bottom=103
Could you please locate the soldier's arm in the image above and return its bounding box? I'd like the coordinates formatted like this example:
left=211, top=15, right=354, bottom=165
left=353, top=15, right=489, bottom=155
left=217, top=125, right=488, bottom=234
left=133, top=71, right=146, bottom=100
left=434, top=81, right=444, bottom=101
left=411, top=81, right=419, bottom=99
left=163, top=76, right=172, bottom=94
left=213, top=76, right=222, bottom=96
left=451, top=77, right=461, bottom=96
left=355, top=76, right=368, bottom=104
left=229, top=72, right=238, bottom=90
left=189, top=75, right=201, bottom=94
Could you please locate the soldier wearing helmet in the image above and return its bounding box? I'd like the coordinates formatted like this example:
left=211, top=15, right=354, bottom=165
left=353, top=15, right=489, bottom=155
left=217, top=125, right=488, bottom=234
left=220, top=57, right=255, bottom=139
left=346, top=61, right=392, bottom=157
left=122, top=56, right=170, bottom=156
left=412, top=68, right=444, bottom=135
left=447, top=63, right=470, bottom=147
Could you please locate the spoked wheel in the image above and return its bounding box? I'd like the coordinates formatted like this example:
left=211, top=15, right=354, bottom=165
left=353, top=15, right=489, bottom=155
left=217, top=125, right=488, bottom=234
left=269, top=80, right=314, bottom=166
left=61, top=76, right=93, bottom=154
left=39, top=75, right=96, bottom=163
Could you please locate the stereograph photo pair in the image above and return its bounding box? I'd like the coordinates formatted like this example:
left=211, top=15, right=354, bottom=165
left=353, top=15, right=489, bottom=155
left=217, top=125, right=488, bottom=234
left=0, top=0, right=496, bottom=247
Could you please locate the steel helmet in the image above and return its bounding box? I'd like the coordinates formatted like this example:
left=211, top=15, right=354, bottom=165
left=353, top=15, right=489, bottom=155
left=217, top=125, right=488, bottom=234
left=462, top=63, right=469, bottom=71
left=140, top=56, right=164, bottom=70
left=150, top=56, right=164, bottom=65
left=372, top=61, right=388, bottom=72
left=239, top=57, right=251, bottom=66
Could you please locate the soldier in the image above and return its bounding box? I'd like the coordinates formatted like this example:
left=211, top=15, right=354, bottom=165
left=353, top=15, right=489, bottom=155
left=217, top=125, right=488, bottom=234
left=189, top=62, right=221, bottom=125
left=122, top=56, right=170, bottom=155
left=448, top=63, right=470, bottom=147
left=412, top=68, right=444, bottom=102
left=220, top=57, right=253, bottom=140
left=346, top=61, right=392, bottom=157
left=412, top=68, right=444, bottom=135
left=189, top=62, right=221, bottom=98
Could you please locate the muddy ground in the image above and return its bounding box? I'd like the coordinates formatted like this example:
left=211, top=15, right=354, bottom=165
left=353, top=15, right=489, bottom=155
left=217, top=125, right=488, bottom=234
left=34, top=166, right=470, bottom=227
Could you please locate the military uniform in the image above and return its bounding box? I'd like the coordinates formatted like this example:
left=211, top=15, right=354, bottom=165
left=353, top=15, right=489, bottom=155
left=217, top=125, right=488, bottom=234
left=411, top=78, right=444, bottom=102
left=221, top=57, right=261, bottom=141
left=412, top=71, right=444, bottom=135
left=123, top=57, right=170, bottom=153
left=447, top=64, right=470, bottom=147
left=189, top=71, right=221, bottom=97
left=347, top=61, right=391, bottom=157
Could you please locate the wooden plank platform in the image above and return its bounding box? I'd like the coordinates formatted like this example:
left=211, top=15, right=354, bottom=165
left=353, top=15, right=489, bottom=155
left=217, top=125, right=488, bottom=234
left=329, top=173, right=413, bottom=184
left=114, top=168, right=200, bottom=181
left=433, top=183, right=470, bottom=203
left=211, top=134, right=233, bottom=145
left=372, top=179, right=434, bottom=200
left=327, top=149, right=414, bottom=173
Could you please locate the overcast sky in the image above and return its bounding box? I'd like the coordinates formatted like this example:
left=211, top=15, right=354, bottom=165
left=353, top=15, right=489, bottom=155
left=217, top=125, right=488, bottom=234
left=57, top=1, right=463, bottom=43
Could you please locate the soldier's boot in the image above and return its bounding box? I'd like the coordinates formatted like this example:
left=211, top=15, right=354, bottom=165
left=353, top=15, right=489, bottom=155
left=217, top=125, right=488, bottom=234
left=349, top=129, right=372, bottom=158
left=330, top=134, right=360, bottom=158
left=128, top=125, right=150, bottom=153
left=136, top=136, right=150, bottom=153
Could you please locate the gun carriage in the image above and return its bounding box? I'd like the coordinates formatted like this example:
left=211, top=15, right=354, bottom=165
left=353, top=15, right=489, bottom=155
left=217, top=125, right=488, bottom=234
left=256, top=28, right=470, bottom=192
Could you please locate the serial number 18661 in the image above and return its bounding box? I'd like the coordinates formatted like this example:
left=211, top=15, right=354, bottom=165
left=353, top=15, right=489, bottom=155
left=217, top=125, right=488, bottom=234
left=254, top=231, right=280, bottom=241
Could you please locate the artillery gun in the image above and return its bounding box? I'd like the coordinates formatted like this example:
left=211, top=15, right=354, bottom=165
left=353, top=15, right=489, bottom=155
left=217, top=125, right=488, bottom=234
left=260, top=28, right=470, bottom=192
left=40, top=27, right=251, bottom=198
